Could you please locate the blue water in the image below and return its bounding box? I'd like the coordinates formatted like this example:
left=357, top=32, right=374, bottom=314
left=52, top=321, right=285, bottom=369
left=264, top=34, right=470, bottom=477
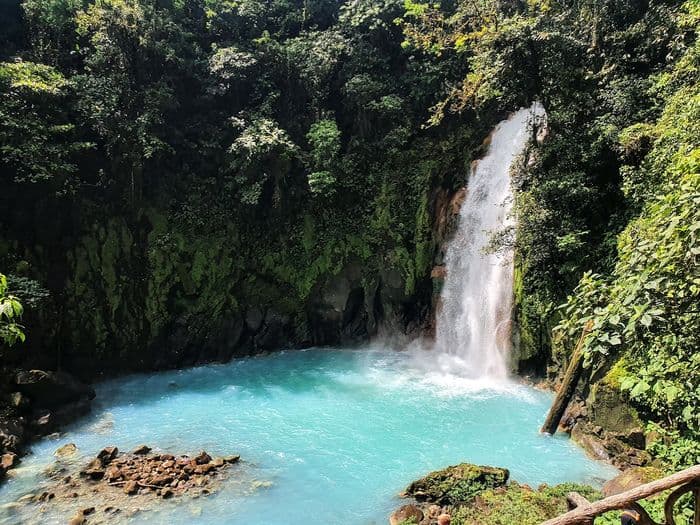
left=0, top=347, right=616, bottom=524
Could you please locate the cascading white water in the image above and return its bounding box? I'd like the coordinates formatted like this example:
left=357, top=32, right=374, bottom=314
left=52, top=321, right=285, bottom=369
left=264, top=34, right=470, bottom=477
left=433, top=103, right=545, bottom=380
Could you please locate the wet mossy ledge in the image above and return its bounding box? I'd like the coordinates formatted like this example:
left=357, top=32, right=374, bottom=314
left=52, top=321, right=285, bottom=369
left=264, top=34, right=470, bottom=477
left=390, top=463, right=675, bottom=525
left=391, top=463, right=604, bottom=525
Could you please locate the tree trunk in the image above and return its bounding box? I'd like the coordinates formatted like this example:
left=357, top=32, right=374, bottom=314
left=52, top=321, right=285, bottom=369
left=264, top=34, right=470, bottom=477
left=541, top=320, right=593, bottom=435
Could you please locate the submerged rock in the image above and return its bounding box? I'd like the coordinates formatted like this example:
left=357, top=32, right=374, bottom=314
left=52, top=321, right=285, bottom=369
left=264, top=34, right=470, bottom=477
left=404, top=463, right=509, bottom=505
left=54, top=443, right=78, bottom=458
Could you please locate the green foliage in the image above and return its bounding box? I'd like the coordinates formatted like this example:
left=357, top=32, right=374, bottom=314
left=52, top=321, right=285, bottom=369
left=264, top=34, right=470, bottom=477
left=450, top=482, right=602, bottom=525
left=0, top=0, right=487, bottom=368
left=228, top=117, right=298, bottom=204
left=554, top=3, right=700, bottom=460
left=0, top=273, right=25, bottom=347
left=645, top=423, right=700, bottom=470
left=5, top=275, right=51, bottom=308
left=0, top=61, right=89, bottom=188
left=306, top=119, right=341, bottom=195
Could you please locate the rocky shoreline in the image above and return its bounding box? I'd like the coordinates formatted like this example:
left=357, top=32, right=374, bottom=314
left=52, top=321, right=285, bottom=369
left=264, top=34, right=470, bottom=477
left=0, top=368, right=96, bottom=480
left=4, top=444, right=243, bottom=524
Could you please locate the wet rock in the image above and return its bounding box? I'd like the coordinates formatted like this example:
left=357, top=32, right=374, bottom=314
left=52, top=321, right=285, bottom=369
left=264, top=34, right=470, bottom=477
left=14, top=370, right=95, bottom=409
left=1, top=453, right=18, bottom=470
left=123, top=480, right=138, bottom=495
left=97, top=446, right=119, bottom=463
left=68, top=512, right=86, bottom=525
left=0, top=427, right=22, bottom=454
left=80, top=458, right=106, bottom=480
left=571, top=422, right=610, bottom=461
left=31, top=446, right=240, bottom=521
left=222, top=455, right=240, bottom=464
left=245, top=308, right=264, bottom=332
left=560, top=399, right=587, bottom=432
left=193, top=451, right=211, bottom=465
left=405, top=463, right=509, bottom=505
left=132, top=445, right=151, bottom=455
left=32, top=411, right=54, bottom=432
left=389, top=504, right=423, bottom=525
left=8, top=392, right=29, bottom=411
left=617, top=428, right=646, bottom=450
left=54, top=443, right=78, bottom=458
left=431, top=265, right=447, bottom=280
left=571, top=421, right=650, bottom=469
left=104, top=465, right=122, bottom=482
left=36, top=491, right=55, bottom=502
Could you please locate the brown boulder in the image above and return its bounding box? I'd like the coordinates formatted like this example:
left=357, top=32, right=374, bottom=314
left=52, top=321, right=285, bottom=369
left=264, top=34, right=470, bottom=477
left=151, top=474, right=174, bottom=486
left=602, top=466, right=664, bottom=497
left=104, top=465, right=122, bottom=482
left=438, top=514, right=451, bottom=525
left=194, top=451, right=211, bottom=465
left=1, top=453, right=18, bottom=470
left=389, top=504, right=423, bottom=525
left=55, top=443, right=78, bottom=458
left=123, top=480, right=138, bottom=495
left=97, top=446, right=119, bottom=463
left=68, top=512, right=86, bottom=525
left=132, top=445, right=151, bottom=455
left=80, top=458, right=106, bottom=480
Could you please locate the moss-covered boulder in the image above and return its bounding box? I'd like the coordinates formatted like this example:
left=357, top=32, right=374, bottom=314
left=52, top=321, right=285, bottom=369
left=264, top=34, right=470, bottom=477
left=449, top=482, right=602, bottom=525
left=587, top=381, right=644, bottom=436
left=405, top=463, right=509, bottom=505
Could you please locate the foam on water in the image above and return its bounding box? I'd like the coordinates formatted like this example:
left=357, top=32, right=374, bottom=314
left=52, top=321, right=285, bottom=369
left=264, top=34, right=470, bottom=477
left=0, top=347, right=616, bottom=524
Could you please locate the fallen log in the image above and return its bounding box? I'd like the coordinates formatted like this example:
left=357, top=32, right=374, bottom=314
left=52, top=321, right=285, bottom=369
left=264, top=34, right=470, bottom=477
left=541, top=464, right=700, bottom=525
left=541, top=320, right=593, bottom=435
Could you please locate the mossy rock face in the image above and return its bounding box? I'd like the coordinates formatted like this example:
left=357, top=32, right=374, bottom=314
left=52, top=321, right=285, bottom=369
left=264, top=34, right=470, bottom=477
left=405, top=463, right=509, bottom=505
left=587, top=381, right=643, bottom=435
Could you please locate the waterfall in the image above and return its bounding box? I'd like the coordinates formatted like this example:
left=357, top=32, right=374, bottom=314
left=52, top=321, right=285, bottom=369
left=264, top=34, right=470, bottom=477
left=433, top=103, right=545, bottom=381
